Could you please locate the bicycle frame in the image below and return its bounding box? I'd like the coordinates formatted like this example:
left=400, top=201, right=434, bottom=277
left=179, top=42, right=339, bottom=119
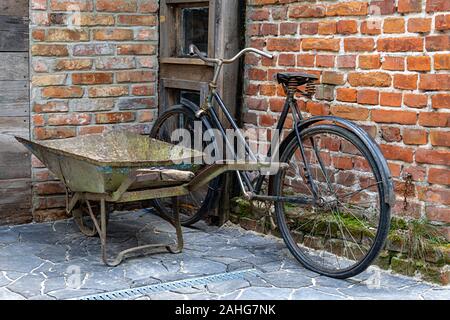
left=196, top=82, right=320, bottom=203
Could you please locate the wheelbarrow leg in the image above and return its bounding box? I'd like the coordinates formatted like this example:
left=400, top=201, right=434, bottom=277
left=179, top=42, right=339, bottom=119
left=167, top=196, right=184, bottom=254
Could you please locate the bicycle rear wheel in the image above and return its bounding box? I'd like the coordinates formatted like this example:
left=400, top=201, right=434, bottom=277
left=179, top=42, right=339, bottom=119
left=272, top=124, right=391, bottom=278
left=149, top=105, right=220, bottom=226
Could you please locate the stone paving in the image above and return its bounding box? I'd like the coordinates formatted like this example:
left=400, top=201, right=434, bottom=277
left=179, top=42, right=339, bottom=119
left=0, top=210, right=448, bottom=300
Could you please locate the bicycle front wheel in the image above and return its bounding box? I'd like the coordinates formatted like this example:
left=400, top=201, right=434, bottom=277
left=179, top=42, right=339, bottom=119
left=272, top=124, right=390, bottom=278
left=149, top=105, right=220, bottom=226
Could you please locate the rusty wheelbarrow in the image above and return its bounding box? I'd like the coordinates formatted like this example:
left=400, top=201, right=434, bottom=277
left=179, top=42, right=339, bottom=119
left=16, top=130, right=284, bottom=266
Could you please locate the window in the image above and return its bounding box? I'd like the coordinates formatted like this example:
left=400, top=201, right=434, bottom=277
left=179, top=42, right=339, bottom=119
left=181, top=7, right=209, bottom=56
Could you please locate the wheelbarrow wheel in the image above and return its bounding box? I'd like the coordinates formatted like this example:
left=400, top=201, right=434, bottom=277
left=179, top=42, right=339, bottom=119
left=72, top=199, right=111, bottom=237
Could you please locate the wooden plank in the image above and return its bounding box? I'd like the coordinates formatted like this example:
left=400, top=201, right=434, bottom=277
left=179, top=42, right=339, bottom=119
left=0, top=116, right=29, bottom=137
left=0, top=15, right=29, bottom=52
left=0, top=0, right=29, bottom=17
left=0, top=134, right=31, bottom=180
left=0, top=53, right=28, bottom=81
left=0, top=178, right=32, bottom=225
left=0, top=81, right=29, bottom=117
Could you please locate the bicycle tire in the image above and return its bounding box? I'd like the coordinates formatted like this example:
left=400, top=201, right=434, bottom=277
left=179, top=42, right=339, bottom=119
left=272, top=124, right=391, bottom=278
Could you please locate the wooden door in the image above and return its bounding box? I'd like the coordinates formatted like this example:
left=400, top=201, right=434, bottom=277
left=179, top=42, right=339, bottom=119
left=0, top=0, right=32, bottom=225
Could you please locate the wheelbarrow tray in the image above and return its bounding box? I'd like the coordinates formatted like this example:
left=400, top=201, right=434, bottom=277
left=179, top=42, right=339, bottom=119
left=15, top=130, right=204, bottom=194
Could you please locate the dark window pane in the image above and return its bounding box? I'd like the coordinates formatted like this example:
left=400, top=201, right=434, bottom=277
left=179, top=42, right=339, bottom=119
left=182, top=7, right=209, bottom=56
left=180, top=90, right=201, bottom=106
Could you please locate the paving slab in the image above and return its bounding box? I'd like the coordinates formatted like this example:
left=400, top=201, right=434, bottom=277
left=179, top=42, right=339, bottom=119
left=0, top=209, right=448, bottom=300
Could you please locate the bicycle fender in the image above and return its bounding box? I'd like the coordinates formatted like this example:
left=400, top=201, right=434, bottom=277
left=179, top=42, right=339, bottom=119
left=281, top=116, right=395, bottom=208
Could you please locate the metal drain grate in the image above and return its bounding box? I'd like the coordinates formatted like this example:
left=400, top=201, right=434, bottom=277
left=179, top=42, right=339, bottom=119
left=75, top=269, right=258, bottom=300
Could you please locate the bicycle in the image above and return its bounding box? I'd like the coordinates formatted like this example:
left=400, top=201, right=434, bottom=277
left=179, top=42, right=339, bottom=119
left=150, top=44, right=395, bottom=278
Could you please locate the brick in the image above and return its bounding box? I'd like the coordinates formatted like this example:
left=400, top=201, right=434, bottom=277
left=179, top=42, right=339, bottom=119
left=330, top=105, right=369, bottom=120
left=32, top=29, right=45, bottom=41
left=429, top=168, right=450, bottom=185
left=280, top=22, right=297, bottom=35
left=248, top=68, right=266, bottom=81
left=407, top=56, right=431, bottom=71
left=408, top=18, right=432, bottom=33
left=419, top=74, right=450, bottom=91
left=403, top=129, right=427, bottom=145
left=117, top=98, right=155, bottom=110
left=426, top=206, right=450, bottom=223
left=393, top=74, right=418, bottom=90
left=344, top=38, right=375, bottom=51
left=398, top=0, right=422, bottom=13
left=296, top=54, right=315, bottom=67
left=34, top=127, right=76, bottom=140
left=93, top=29, right=134, bottom=41
left=31, top=12, right=50, bottom=26
left=70, top=99, right=114, bottom=112
left=357, top=89, right=379, bottom=105
left=383, top=18, right=405, bottom=33
left=426, top=0, right=450, bottom=12
left=418, top=186, right=450, bottom=205
left=361, top=20, right=381, bottom=35
left=289, top=5, right=326, bottom=18
left=132, top=85, right=155, bottom=96
left=380, top=144, right=414, bottom=162
left=359, top=55, right=381, bottom=69
left=31, top=44, right=68, bottom=57
left=381, top=126, right=401, bottom=142
left=138, top=110, right=154, bottom=123
left=271, top=6, right=288, bottom=20
left=278, top=54, right=295, bottom=66
left=88, top=86, right=129, bottom=98
left=46, top=29, right=89, bottom=42
left=117, top=15, right=157, bottom=26
left=299, top=22, right=318, bottom=35
left=336, top=88, right=357, bottom=102
left=316, top=55, right=335, bottom=68
left=318, top=21, right=336, bottom=35
left=337, top=55, right=356, bottom=68
left=50, top=0, right=93, bottom=11
left=54, top=59, right=92, bottom=71
left=259, top=114, right=277, bottom=127
left=435, top=14, right=450, bottom=31
left=117, top=44, right=155, bottom=55
left=259, top=84, right=276, bottom=96
left=77, top=14, right=115, bottom=26
left=315, top=85, right=334, bottom=101
left=135, top=29, right=158, bottom=41
left=96, top=0, right=137, bottom=12
left=432, top=94, right=450, bottom=109
left=416, top=149, right=450, bottom=165
left=260, top=23, right=277, bottom=36
left=322, top=71, right=345, bottom=85
left=302, top=38, right=340, bottom=52
left=430, top=130, right=450, bottom=147
left=404, top=94, right=428, bottom=108
left=425, top=35, right=450, bottom=51
left=380, top=92, right=402, bottom=107
left=47, top=114, right=91, bottom=126
left=31, top=0, right=47, bottom=10
left=372, top=109, right=417, bottom=124
left=95, top=112, right=135, bottom=124
left=116, top=70, right=155, bottom=83
left=382, top=56, right=405, bottom=71
left=79, top=126, right=106, bottom=135
left=33, top=114, right=44, bottom=127
left=32, top=75, right=66, bottom=86
left=247, top=98, right=268, bottom=111
left=72, top=72, right=113, bottom=85
left=337, top=20, right=358, bottom=34
left=33, top=101, right=69, bottom=113
left=348, top=72, right=391, bottom=87
left=41, top=86, right=83, bottom=99
left=332, top=156, right=353, bottom=170
left=305, top=101, right=330, bottom=116
left=377, top=37, right=423, bottom=52
left=435, top=54, right=450, bottom=70
left=326, top=2, right=368, bottom=16
left=73, top=43, right=115, bottom=56
left=369, top=0, right=396, bottom=15
left=249, top=8, right=270, bottom=21
left=418, top=112, right=450, bottom=127
left=267, top=38, right=301, bottom=51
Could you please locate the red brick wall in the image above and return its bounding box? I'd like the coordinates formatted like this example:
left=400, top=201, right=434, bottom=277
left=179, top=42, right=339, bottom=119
left=244, top=0, right=449, bottom=237
left=30, top=0, right=158, bottom=221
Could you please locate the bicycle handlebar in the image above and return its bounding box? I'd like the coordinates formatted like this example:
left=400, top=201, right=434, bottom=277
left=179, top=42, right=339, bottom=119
left=189, top=44, right=273, bottom=65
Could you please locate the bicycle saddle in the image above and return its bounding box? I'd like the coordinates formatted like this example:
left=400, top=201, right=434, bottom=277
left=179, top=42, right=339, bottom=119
left=276, top=72, right=318, bottom=87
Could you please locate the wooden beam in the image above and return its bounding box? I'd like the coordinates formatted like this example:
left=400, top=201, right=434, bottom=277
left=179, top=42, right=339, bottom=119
left=0, top=15, right=29, bottom=52
left=0, top=81, right=29, bottom=117
left=0, top=53, right=28, bottom=81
